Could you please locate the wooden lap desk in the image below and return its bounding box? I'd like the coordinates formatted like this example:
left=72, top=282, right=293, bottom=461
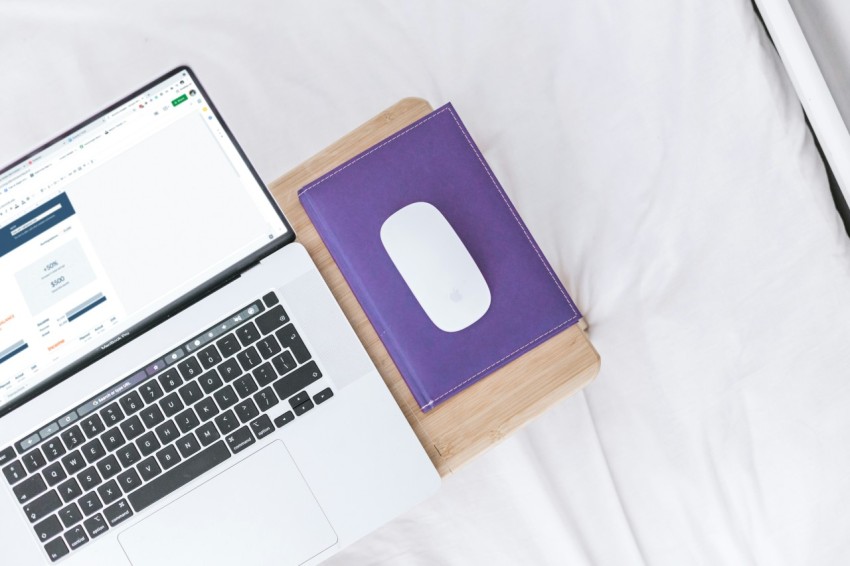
left=269, top=98, right=600, bottom=476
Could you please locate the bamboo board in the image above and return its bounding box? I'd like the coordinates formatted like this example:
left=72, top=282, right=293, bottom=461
left=268, top=98, right=601, bottom=475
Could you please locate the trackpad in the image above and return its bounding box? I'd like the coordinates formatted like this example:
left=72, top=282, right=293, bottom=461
left=119, top=441, right=337, bottom=566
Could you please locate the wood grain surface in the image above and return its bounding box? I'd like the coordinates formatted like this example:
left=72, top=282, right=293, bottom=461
left=268, top=98, right=600, bottom=476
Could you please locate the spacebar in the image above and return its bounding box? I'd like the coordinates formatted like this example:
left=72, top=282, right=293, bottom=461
left=128, top=441, right=231, bottom=512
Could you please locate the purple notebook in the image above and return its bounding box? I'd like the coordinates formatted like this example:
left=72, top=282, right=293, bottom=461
left=299, top=103, right=581, bottom=411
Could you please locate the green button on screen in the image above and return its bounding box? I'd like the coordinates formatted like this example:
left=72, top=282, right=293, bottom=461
left=171, top=94, right=188, bottom=107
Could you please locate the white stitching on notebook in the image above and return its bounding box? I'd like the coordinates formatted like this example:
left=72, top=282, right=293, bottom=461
left=420, top=318, right=573, bottom=408
left=446, top=110, right=577, bottom=311
left=300, top=106, right=581, bottom=407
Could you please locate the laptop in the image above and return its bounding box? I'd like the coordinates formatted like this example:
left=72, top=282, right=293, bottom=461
left=0, top=66, right=440, bottom=565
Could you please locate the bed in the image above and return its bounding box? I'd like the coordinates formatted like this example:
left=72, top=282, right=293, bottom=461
left=2, top=1, right=849, bottom=564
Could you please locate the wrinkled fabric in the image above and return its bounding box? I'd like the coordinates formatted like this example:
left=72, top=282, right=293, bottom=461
left=2, top=1, right=849, bottom=564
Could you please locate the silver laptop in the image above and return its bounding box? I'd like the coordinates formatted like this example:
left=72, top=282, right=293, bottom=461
left=0, top=66, right=439, bottom=565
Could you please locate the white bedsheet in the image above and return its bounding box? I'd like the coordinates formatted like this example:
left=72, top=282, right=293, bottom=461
left=3, top=1, right=850, bottom=564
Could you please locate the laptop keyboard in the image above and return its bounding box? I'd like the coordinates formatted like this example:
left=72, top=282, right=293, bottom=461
left=0, top=292, right=335, bottom=562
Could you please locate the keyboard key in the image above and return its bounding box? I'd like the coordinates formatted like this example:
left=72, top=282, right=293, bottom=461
left=253, top=362, right=277, bottom=387
left=42, top=462, right=67, bottom=486
left=273, top=411, right=295, bottom=428
left=80, top=414, right=106, bottom=439
left=18, top=432, right=41, bottom=453
left=273, top=361, right=323, bottom=402
left=97, top=479, right=122, bottom=505
left=159, top=368, right=182, bottom=392
left=234, top=399, right=259, bottom=423
left=214, top=410, right=239, bottom=435
left=34, top=514, right=63, bottom=542
left=167, top=347, right=184, bottom=363
left=176, top=434, right=201, bottom=458
left=313, top=388, right=334, bottom=405
left=217, top=358, right=242, bottom=382
left=237, top=346, right=262, bottom=371
left=139, top=379, right=164, bottom=403
left=236, top=321, right=260, bottom=346
left=175, top=408, right=200, bottom=434
left=81, top=438, right=105, bottom=464
left=117, top=443, right=142, bottom=468
left=117, top=468, right=142, bottom=492
left=42, top=438, right=66, bottom=461
left=60, top=450, right=86, bottom=475
left=233, top=374, right=258, bottom=398
left=101, top=428, right=126, bottom=452
left=146, top=359, right=166, bottom=376
left=14, top=474, right=47, bottom=503
left=178, top=380, right=203, bottom=406
left=83, top=513, right=108, bottom=539
left=160, top=392, right=184, bottom=417
left=214, top=385, right=239, bottom=410
left=196, top=422, right=221, bottom=447
left=58, top=502, right=82, bottom=528
left=103, top=499, right=133, bottom=527
left=24, top=490, right=62, bottom=523
left=140, top=404, right=165, bottom=428
left=58, top=453, right=83, bottom=478
left=23, top=448, right=47, bottom=473
left=57, top=412, right=79, bottom=429
left=256, top=335, right=282, bottom=360
left=64, top=524, right=89, bottom=550
left=155, top=420, right=180, bottom=445
left=262, top=292, right=279, bottom=308
left=156, top=445, right=181, bottom=471
left=3, top=459, right=26, bottom=484
left=177, top=357, right=202, bottom=380
left=288, top=391, right=310, bottom=409
left=78, top=467, right=102, bottom=491
left=120, top=415, right=145, bottom=441
left=216, top=333, right=241, bottom=358
left=130, top=441, right=231, bottom=514
left=253, top=388, right=279, bottom=412
left=294, top=399, right=314, bottom=416
left=199, top=369, right=223, bottom=395
left=0, top=446, right=15, bottom=466
left=78, top=492, right=103, bottom=516
left=137, top=456, right=162, bottom=482
left=195, top=397, right=220, bottom=421
left=99, top=403, right=125, bottom=426
left=57, top=477, right=82, bottom=503
left=96, top=455, right=121, bottom=480
left=39, top=422, right=60, bottom=439
left=256, top=305, right=289, bottom=335
left=44, top=536, right=69, bottom=562
left=249, top=415, right=274, bottom=440
left=119, top=391, right=144, bottom=416
left=136, top=432, right=161, bottom=457
left=275, top=325, right=311, bottom=364
left=225, top=426, right=255, bottom=454
left=60, top=425, right=85, bottom=451
left=198, top=345, right=222, bottom=370
left=271, top=351, right=297, bottom=377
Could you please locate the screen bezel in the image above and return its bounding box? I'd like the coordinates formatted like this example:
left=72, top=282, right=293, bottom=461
left=0, top=65, right=295, bottom=418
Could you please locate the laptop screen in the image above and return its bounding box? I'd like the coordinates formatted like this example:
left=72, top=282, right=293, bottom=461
left=0, top=67, right=289, bottom=413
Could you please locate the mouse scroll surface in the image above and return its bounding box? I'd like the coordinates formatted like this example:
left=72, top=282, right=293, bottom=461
left=380, top=202, right=491, bottom=332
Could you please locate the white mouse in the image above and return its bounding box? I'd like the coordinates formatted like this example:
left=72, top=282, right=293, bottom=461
left=380, top=201, right=491, bottom=332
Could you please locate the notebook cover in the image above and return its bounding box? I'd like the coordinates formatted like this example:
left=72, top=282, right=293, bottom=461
left=298, top=103, right=581, bottom=411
